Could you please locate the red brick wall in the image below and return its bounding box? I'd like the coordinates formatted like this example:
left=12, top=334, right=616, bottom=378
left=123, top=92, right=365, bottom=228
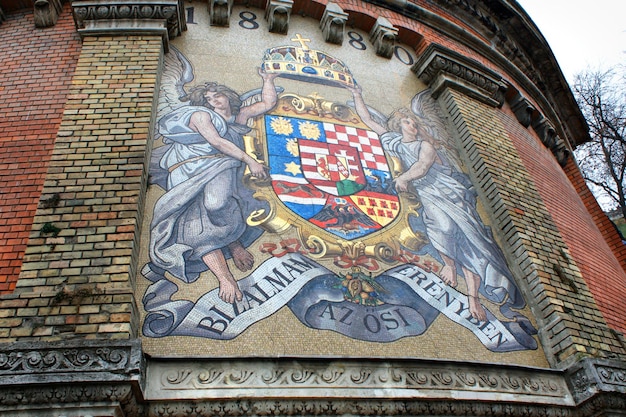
left=564, top=159, right=626, bottom=331
left=500, top=106, right=626, bottom=335
left=0, top=5, right=81, bottom=294
left=567, top=163, right=626, bottom=271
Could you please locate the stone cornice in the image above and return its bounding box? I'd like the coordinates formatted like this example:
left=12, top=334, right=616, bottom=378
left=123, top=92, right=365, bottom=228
left=2, top=341, right=626, bottom=416
left=0, top=339, right=145, bottom=416
left=146, top=398, right=574, bottom=417
left=412, top=43, right=507, bottom=108
left=71, top=0, right=187, bottom=52
left=146, top=357, right=572, bottom=405
left=361, top=0, right=589, bottom=149
left=413, top=43, right=570, bottom=166
left=566, top=358, right=626, bottom=404
left=0, top=339, right=144, bottom=386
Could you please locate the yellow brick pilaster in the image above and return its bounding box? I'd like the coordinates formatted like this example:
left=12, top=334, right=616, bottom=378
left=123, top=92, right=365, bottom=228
left=0, top=35, right=163, bottom=342
left=438, top=88, right=626, bottom=367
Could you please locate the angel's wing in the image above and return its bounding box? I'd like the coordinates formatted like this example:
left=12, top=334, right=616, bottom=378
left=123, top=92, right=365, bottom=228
left=411, top=89, right=464, bottom=171
left=150, top=46, right=194, bottom=189
left=156, top=45, right=195, bottom=124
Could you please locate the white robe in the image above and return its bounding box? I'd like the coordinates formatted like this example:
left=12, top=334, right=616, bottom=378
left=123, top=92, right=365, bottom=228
left=381, top=132, right=525, bottom=310
left=147, top=106, right=264, bottom=283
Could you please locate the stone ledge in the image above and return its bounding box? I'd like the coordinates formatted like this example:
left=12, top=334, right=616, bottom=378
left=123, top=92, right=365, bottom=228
left=0, top=339, right=143, bottom=385
left=71, top=0, right=186, bottom=51
left=567, top=357, right=626, bottom=404
left=146, top=357, right=572, bottom=405
left=412, top=43, right=507, bottom=108
left=2, top=341, right=626, bottom=416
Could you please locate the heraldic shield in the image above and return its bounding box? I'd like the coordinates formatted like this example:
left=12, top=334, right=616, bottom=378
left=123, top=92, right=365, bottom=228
left=262, top=100, right=400, bottom=241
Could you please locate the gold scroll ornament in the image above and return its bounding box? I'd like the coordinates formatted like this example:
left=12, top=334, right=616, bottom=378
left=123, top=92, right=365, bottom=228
left=243, top=93, right=428, bottom=269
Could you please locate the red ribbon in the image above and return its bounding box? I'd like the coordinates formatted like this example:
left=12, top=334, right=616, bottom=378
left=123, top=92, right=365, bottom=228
left=260, top=238, right=308, bottom=258
left=333, top=255, right=379, bottom=271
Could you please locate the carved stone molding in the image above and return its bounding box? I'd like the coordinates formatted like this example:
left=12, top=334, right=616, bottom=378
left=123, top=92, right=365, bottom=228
left=0, top=382, right=142, bottom=416
left=71, top=0, right=187, bottom=52
left=1, top=344, right=626, bottom=416
left=412, top=43, right=507, bottom=108
left=147, top=398, right=575, bottom=417
left=508, top=91, right=536, bottom=128
left=146, top=358, right=572, bottom=405
left=0, top=339, right=143, bottom=385
left=566, top=358, right=626, bottom=404
left=265, top=0, right=292, bottom=34
left=209, top=0, right=234, bottom=26
left=320, top=2, right=347, bottom=45
left=531, top=115, right=570, bottom=167
left=0, top=340, right=144, bottom=416
left=369, top=16, right=398, bottom=58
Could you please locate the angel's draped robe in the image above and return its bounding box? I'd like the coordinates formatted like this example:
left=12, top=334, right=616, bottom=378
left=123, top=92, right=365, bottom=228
left=147, top=106, right=265, bottom=283
left=380, top=131, right=526, bottom=313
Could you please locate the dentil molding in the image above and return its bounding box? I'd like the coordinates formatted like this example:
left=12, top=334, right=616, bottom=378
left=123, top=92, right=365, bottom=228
left=71, top=0, right=187, bottom=51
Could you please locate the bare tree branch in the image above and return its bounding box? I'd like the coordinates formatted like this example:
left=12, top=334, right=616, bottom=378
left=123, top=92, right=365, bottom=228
left=573, top=66, right=626, bottom=218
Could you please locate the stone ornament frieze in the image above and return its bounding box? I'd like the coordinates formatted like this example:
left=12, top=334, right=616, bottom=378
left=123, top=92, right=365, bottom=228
left=566, top=358, right=626, bottom=404
left=71, top=0, right=187, bottom=51
left=0, top=340, right=143, bottom=384
left=0, top=382, right=143, bottom=417
left=146, top=358, right=572, bottom=405
left=0, top=344, right=625, bottom=416
left=147, top=398, right=575, bottom=417
left=412, top=43, right=507, bottom=108
left=597, top=364, right=626, bottom=387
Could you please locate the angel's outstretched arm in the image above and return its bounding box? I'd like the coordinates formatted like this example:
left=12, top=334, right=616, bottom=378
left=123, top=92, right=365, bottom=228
left=189, top=111, right=268, bottom=178
left=236, top=68, right=279, bottom=123
left=393, top=140, right=437, bottom=192
left=345, top=84, right=386, bottom=136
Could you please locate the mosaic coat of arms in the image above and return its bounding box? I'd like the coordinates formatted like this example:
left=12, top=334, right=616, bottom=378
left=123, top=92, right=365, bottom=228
left=140, top=35, right=538, bottom=352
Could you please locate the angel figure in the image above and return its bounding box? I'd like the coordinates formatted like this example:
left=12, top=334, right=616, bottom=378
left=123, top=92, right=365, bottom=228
left=347, top=85, right=527, bottom=323
left=143, top=47, right=279, bottom=304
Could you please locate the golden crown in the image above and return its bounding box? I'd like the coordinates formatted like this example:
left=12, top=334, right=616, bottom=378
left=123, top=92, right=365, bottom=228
left=262, top=34, right=355, bottom=88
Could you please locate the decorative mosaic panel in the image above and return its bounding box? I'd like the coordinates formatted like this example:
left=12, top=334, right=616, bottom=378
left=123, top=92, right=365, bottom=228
left=138, top=2, right=546, bottom=365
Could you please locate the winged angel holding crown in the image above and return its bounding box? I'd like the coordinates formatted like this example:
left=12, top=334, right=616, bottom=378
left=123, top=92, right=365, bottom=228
left=142, top=47, right=280, bottom=307
left=347, top=85, right=534, bottom=331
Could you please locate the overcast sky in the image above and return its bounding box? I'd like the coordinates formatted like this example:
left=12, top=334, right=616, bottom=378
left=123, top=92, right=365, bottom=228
left=515, top=0, right=626, bottom=82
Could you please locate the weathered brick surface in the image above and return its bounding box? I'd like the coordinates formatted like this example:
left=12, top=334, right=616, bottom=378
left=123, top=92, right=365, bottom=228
left=0, top=35, right=162, bottom=341
left=440, top=89, right=626, bottom=367
left=498, top=105, right=626, bottom=338
left=0, top=5, right=81, bottom=294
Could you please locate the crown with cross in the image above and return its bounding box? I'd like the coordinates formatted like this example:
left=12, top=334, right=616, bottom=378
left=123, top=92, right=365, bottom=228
left=262, top=34, right=355, bottom=88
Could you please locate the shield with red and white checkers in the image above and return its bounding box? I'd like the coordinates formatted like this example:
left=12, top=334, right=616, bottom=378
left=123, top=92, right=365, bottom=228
left=265, top=115, right=400, bottom=240
left=299, top=139, right=366, bottom=196
left=322, top=122, right=390, bottom=172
